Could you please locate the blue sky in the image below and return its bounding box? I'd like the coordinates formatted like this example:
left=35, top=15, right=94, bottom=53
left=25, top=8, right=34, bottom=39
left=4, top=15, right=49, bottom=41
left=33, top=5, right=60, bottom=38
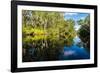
left=64, top=12, right=90, bottom=31
left=64, top=12, right=89, bottom=21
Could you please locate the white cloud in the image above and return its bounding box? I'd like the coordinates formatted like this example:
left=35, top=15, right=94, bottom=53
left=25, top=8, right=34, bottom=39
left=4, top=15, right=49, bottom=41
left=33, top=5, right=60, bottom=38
left=64, top=13, right=78, bottom=16
left=80, top=17, right=85, bottom=20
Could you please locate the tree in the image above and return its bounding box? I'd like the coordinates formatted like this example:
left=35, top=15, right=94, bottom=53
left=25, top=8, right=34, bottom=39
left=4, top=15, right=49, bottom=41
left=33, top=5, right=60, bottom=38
left=78, top=15, right=90, bottom=52
left=77, top=19, right=84, bottom=25
left=22, top=10, right=76, bottom=61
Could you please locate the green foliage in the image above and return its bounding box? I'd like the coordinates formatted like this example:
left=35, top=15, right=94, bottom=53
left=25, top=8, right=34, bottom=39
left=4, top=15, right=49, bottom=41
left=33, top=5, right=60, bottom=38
left=78, top=15, right=90, bottom=52
left=77, top=19, right=84, bottom=25
left=22, top=10, right=76, bottom=61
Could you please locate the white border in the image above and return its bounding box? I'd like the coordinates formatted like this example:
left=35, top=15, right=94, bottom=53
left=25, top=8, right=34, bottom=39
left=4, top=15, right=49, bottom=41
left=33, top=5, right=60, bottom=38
left=17, top=5, right=94, bottom=68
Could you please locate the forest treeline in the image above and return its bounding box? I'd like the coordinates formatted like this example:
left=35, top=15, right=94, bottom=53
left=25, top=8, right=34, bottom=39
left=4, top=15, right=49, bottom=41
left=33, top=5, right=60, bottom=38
left=22, top=10, right=90, bottom=61
left=78, top=15, right=90, bottom=52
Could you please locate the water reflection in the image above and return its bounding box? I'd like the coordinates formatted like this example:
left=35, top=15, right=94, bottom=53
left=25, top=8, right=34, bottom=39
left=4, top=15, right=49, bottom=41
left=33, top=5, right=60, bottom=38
left=23, top=34, right=90, bottom=62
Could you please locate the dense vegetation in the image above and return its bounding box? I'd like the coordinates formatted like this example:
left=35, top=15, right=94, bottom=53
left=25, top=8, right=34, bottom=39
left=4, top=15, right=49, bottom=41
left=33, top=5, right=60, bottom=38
left=22, top=10, right=90, bottom=62
left=22, top=10, right=76, bottom=61
left=78, top=15, right=90, bottom=52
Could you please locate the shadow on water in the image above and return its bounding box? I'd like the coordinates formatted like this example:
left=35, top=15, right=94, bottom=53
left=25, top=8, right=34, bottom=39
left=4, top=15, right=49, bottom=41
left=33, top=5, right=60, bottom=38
left=22, top=35, right=90, bottom=62
left=59, top=45, right=90, bottom=60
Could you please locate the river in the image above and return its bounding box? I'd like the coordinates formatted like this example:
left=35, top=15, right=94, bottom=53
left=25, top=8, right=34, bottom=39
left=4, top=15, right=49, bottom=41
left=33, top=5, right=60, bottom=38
left=59, top=35, right=90, bottom=60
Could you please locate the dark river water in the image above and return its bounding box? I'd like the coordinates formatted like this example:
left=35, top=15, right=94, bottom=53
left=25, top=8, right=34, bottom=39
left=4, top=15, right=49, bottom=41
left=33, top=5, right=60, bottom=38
left=59, top=36, right=90, bottom=60
left=23, top=35, right=90, bottom=62
left=59, top=45, right=90, bottom=60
